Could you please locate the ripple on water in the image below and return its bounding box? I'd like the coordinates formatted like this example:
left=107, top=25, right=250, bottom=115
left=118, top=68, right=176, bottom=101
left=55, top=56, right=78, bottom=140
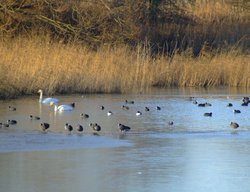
left=143, top=130, right=250, bottom=139
left=0, top=132, right=132, bottom=153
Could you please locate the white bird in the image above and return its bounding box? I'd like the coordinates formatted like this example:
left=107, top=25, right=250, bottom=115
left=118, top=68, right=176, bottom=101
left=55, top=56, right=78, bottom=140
left=107, top=111, right=113, bottom=116
left=136, top=111, right=142, bottom=116
left=38, top=89, right=59, bottom=104
left=50, top=102, right=74, bottom=112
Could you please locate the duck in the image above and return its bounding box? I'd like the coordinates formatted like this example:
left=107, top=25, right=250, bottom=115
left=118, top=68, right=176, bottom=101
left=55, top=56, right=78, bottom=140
left=89, top=123, right=101, bottom=132
left=204, top=112, right=212, bottom=117
left=7, top=120, right=17, bottom=125
left=100, top=106, right=105, bottom=110
left=76, top=124, right=84, bottom=133
left=198, top=103, right=206, bottom=107
left=50, top=102, right=74, bottom=112
left=80, top=113, right=89, bottom=118
left=122, top=105, right=129, bottom=110
left=125, top=100, right=134, bottom=104
left=38, top=89, right=59, bottom=104
left=189, top=97, right=195, bottom=101
left=107, top=111, right=113, bottom=116
left=0, top=122, right=9, bottom=128
left=233, top=109, right=241, bottom=114
left=65, top=123, right=73, bottom=132
left=230, top=122, right=239, bottom=129
left=242, top=97, right=250, bottom=104
left=118, top=123, right=131, bottom=132
left=156, top=106, right=161, bottom=110
left=168, top=121, right=174, bottom=125
left=227, top=103, right=233, bottom=107
left=145, top=107, right=150, bottom=111
left=69, top=103, right=75, bottom=108
left=8, top=106, right=16, bottom=111
left=136, top=111, right=142, bottom=116
left=204, top=102, right=212, bottom=107
left=241, top=102, right=248, bottom=106
left=29, top=115, right=40, bottom=120
left=41, top=122, right=50, bottom=131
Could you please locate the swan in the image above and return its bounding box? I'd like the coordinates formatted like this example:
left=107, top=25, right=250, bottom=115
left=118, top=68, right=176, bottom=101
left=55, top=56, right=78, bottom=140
left=50, top=102, right=74, bottom=112
left=38, top=89, right=59, bottom=104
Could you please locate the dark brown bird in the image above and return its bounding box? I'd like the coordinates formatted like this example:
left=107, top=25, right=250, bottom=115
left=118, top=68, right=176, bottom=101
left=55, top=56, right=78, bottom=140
left=8, top=106, right=16, bottom=111
left=0, top=122, right=9, bottom=128
left=122, top=105, right=129, bottom=110
left=80, top=113, right=89, bottom=118
left=241, top=102, right=248, bottom=106
left=29, top=115, right=40, bottom=120
left=230, top=122, right=239, bottom=129
left=233, top=109, right=241, bottom=113
left=125, top=100, right=134, bottom=104
left=65, top=123, right=73, bottom=132
left=41, top=122, right=50, bottom=131
left=70, top=103, right=75, bottom=108
left=156, top=106, right=161, bottom=110
left=76, top=124, right=84, bottom=132
left=118, top=123, right=131, bottom=132
left=198, top=103, right=206, bottom=107
left=7, top=120, right=17, bottom=125
left=242, top=97, right=250, bottom=104
left=168, top=121, right=174, bottom=126
left=90, top=123, right=101, bottom=132
left=204, top=112, right=212, bottom=117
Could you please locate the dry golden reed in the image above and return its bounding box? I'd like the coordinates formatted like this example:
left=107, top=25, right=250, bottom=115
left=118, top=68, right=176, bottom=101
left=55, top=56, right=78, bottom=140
left=0, top=37, right=249, bottom=99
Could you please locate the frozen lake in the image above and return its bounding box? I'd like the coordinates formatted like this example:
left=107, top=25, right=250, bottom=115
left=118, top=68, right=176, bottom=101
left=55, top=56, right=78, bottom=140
left=1, top=88, right=250, bottom=192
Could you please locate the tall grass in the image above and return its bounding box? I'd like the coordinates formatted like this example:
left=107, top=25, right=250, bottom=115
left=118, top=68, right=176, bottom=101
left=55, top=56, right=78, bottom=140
left=0, top=37, right=249, bottom=98
left=0, top=1, right=249, bottom=98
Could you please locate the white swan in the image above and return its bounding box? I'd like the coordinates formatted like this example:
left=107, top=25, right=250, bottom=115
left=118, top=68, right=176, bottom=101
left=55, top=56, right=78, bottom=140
left=50, top=102, right=74, bottom=112
left=38, top=89, right=59, bottom=104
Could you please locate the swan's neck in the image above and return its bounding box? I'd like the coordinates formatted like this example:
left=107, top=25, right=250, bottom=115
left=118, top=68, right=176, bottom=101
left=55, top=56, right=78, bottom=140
left=39, top=91, right=43, bottom=102
left=54, top=105, right=58, bottom=111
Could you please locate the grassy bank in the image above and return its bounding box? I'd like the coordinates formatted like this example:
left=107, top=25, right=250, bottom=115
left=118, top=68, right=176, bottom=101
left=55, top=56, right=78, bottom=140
left=0, top=37, right=249, bottom=99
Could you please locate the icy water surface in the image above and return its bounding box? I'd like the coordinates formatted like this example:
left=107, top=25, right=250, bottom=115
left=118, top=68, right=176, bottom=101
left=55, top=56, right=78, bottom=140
left=1, top=88, right=250, bottom=192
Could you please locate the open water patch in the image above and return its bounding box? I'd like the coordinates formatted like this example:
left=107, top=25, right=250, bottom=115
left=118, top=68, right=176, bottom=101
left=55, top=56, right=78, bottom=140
left=143, top=130, right=250, bottom=139
left=0, top=131, right=132, bottom=153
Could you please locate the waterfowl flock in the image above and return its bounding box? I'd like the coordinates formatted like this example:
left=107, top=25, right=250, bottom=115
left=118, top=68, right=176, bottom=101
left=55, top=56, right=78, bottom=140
left=190, top=96, right=250, bottom=129
left=1, top=89, right=250, bottom=135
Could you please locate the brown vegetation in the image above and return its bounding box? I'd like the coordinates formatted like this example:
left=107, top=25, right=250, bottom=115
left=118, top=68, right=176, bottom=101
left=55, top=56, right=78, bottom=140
left=0, top=37, right=249, bottom=99
left=0, top=0, right=249, bottom=98
left=1, top=0, right=249, bottom=53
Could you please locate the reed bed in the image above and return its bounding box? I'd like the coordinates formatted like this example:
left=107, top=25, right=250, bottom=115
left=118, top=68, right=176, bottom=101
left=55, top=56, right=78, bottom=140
left=0, top=1, right=249, bottom=98
left=0, top=37, right=249, bottom=99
